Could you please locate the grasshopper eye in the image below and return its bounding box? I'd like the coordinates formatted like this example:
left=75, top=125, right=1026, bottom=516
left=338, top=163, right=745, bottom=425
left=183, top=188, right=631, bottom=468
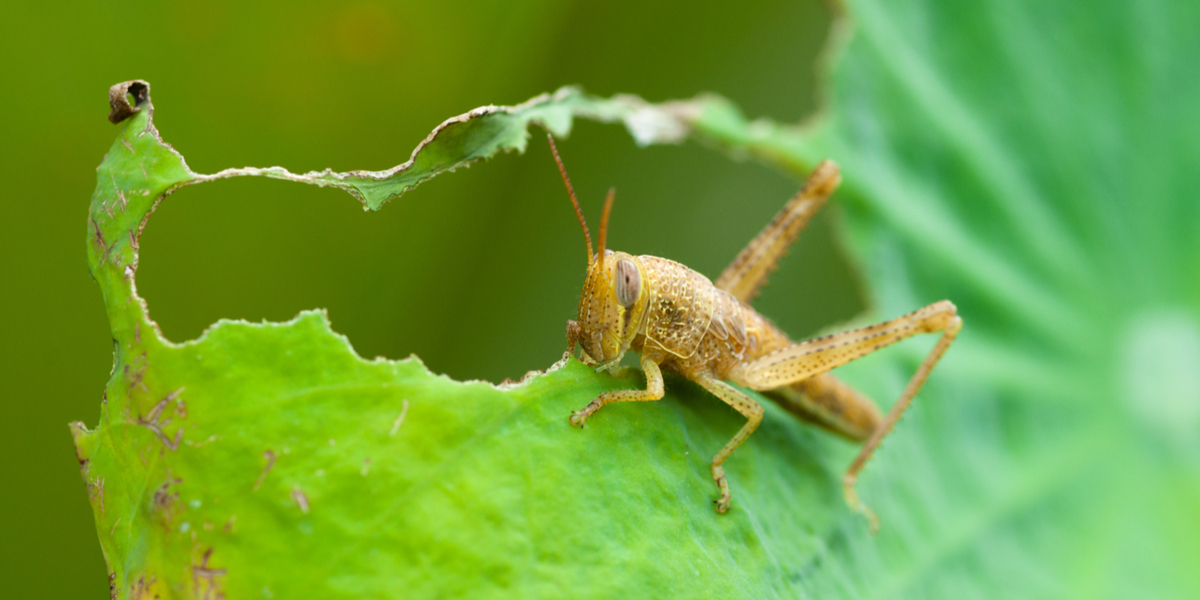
left=615, top=258, right=640, bottom=307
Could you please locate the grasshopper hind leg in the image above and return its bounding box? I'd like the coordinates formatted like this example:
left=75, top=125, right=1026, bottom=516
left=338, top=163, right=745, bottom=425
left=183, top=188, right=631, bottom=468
left=733, top=300, right=962, bottom=532
left=766, top=373, right=882, bottom=443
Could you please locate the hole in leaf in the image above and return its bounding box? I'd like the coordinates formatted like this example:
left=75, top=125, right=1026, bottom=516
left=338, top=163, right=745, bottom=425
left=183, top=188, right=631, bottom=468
left=136, top=124, right=862, bottom=383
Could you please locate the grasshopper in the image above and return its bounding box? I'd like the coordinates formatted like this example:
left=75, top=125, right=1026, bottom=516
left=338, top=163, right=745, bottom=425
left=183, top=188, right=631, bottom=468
left=548, top=135, right=962, bottom=531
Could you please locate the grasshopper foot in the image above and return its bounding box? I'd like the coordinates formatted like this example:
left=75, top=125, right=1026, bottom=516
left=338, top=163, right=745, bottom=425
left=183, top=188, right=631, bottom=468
left=843, top=474, right=880, bottom=534
left=712, top=465, right=732, bottom=513
left=568, top=400, right=601, bottom=428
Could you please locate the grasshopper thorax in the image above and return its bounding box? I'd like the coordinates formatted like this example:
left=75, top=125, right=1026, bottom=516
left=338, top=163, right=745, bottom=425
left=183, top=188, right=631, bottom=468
left=577, top=250, right=650, bottom=370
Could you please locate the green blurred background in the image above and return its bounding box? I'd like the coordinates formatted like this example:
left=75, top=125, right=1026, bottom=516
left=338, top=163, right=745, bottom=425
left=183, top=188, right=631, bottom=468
left=0, top=1, right=866, bottom=596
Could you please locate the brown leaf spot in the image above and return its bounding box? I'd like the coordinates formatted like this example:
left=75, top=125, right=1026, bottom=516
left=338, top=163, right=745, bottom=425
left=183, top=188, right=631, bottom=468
left=136, top=388, right=185, bottom=451
left=191, top=547, right=227, bottom=600
left=253, top=450, right=276, bottom=491
left=108, top=80, right=149, bottom=124
left=87, top=476, right=106, bottom=517
left=128, top=574, right=158, bottom=600
left=291, top=486, right=310, bottom=514
left=152, top=474, right=184, bottom=528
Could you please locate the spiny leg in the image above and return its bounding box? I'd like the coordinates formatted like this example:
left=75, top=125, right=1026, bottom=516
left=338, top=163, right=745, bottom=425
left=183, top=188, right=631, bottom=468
left=843, top=312, right=961, bottom=534
left=569, top=355, right=664, bottom=427
left=733, top=300, right=962, bottom=532
left=565, top=320, right=581, bottom=359
left=712, top=159, right=877, bottom=433
left=714, top=160, right=841, bottom=303
left=565, top=320, right=598, bottom=366
left=691, top=373, right=764, bottom=514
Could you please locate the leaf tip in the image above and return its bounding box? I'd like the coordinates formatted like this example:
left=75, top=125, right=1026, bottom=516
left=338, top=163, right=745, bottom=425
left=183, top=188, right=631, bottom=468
left=69, top=421, right=94, bottom=468
left=108, top=80, right=150, bottom=124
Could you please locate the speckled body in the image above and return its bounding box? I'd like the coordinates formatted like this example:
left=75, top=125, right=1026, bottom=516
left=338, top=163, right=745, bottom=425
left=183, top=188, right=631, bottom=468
left=631, top=255, right=790, bottom=384
left=573, top=249, right=882, bottom=442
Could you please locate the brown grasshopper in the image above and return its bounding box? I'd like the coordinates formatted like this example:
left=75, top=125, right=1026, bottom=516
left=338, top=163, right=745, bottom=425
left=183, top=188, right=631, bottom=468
left=548, top=135, right=962, bottom=531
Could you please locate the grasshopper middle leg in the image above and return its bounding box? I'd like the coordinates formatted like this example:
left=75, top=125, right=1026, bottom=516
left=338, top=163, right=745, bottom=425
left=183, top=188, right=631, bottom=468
left=690, top=373, right=764, bottom=513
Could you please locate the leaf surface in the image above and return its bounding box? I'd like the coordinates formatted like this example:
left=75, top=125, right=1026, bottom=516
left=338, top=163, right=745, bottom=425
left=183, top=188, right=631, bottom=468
left=75, top=83, right=856, bottom=599
left=75, top=0, right=1200, bottom=595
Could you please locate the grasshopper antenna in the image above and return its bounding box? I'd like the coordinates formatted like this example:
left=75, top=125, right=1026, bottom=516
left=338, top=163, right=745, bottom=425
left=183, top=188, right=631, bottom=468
left=597, top=188, right=615, bottom=270
left=547, top=134, right=593, bottom=265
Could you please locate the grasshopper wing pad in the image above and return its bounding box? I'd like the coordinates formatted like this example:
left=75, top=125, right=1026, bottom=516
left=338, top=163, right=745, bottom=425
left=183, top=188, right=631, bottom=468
left=708, top=289, right=749, bottom=348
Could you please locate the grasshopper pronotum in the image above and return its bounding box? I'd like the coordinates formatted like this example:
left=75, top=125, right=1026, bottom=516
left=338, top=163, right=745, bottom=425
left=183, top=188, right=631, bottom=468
left=549, top=136, right=962, bottom=531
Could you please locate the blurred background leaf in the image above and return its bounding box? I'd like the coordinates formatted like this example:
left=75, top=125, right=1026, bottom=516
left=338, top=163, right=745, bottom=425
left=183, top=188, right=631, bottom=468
left=677, top=0, right=1200, bottom=596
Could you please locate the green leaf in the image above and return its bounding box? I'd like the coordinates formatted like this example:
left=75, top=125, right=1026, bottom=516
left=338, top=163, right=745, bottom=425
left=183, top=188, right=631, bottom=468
left=75, top=82, right=861, bottom=599
left=76, top=0, right=1200, bottom=593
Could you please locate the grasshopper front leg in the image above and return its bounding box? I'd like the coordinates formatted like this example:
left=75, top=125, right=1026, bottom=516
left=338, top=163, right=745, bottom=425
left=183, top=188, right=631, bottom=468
left=565, top=320, right=583, bottom=361
left=569, top=354, right=664, bottom=427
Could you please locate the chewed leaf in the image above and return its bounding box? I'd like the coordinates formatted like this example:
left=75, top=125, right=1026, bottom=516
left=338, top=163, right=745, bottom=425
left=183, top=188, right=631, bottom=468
left=184, top=86, right=692, bottom=211
left=75, top=83, right=859, bottom=599
left=78, top=0, right=1200, bottom=593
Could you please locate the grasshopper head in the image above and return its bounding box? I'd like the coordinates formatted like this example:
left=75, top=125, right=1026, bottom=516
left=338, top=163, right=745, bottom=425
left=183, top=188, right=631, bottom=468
left=576, top=249, right=650, bottom=369
left=547, top=134, right=649, bottom=371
